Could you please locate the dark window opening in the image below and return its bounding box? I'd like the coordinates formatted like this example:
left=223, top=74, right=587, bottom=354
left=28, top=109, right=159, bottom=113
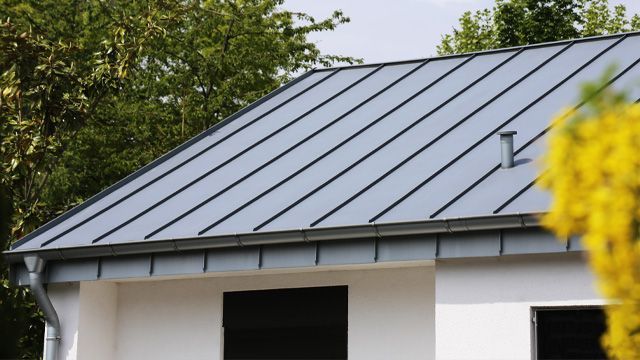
left=223, top=286, right=348, bottom=360
left=534, top=307, right=606, bottom=360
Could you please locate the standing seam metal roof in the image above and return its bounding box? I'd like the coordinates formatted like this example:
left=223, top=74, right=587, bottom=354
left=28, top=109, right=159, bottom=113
left=8, top=32, right=640, bottom=253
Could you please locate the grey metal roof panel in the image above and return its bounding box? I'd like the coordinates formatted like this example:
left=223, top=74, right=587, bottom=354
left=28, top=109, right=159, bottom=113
left=313, top=37, right=620, bottom=226
left=263, top=44, right=563, bottom=230
left=498, top=184, right=552, bottom=214
left=437, top=55, right=640, bottom=219
left=98, top=63, right=422, bottom=243
left=436, top=137, right=546, bottom=218
left=199, top=52, right=511, bottom=235
left=33, top=67, right=373, bottom=248
left=18, top=69, right=335, bottom=249
left=378, top=38, right=640, bottom=222
left=8, top=32, right=640, bottom=254
left=151, top=56, right=474, bottom=238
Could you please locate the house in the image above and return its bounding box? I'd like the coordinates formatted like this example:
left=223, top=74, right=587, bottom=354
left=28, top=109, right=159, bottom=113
left=5, top=32, right=640, bottom=360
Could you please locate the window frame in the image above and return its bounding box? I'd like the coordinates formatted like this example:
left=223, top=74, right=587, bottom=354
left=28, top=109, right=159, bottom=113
left=221, top=285, right=349, bottom=360
left=530, top=305, right=606, bottom=360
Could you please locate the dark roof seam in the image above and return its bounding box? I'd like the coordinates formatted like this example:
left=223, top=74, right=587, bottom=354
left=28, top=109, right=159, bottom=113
left=368, top=35, right=627, bottom=223
left=145, top=60, right=431, bottom=239
left=88, top=66, right=383, bottom=244
left=429, top=54, right=640, bottom=218
left=493, top=177, right=540, bottom=214
left=316, top=31, right=640, bottom=72
left=10, top=69, right=319, bottom=250
left=197, top=54, right=478, bottom=235
left=35, top=68, right=335, bottom=248
left=253, top=49, right=525, bottom=231
left=310, top=41, right=574, bottom=227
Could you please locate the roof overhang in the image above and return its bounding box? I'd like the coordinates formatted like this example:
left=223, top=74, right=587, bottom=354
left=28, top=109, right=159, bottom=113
left=7, top=212, right=589, bottom=286
left=4, top=212, right=542, bottom=264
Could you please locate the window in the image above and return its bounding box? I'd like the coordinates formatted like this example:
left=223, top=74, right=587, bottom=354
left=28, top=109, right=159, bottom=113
left=533, top=307, right=606, bottom=360
left=223, top=286, right=348, bottom=360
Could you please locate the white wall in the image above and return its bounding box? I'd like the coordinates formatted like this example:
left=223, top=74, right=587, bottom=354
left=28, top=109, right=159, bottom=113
left=46, top=252, right=600, bottom=360
left=50, top=265, right=435, bottom=360
left=115, top=266, right=435, bottom=360
left=49, top=283, right=80, bottom=360
left=76, top=282, right=117, bottom=360
left=48, top=281, right=118, bottom=360
left=435, top=253, right=604, bottom=360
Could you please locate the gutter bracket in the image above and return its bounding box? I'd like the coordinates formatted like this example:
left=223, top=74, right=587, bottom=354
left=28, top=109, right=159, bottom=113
left=443, top=219, right=453, bottom=233
left=234, top=233, right=244, bottom=247
left=108, top=243, right=117, bottom=257
left=56, top=248, right=66, bottom=261
left=372, top=222, right=382, bottom=262
left=300, top=228, right=310, bottom=243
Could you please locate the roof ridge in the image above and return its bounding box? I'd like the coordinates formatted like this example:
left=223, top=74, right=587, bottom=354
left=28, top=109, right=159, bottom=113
left=314, top=30, right=640, bottom=72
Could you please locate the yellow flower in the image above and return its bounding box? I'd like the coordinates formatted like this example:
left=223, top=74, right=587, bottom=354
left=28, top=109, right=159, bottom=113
left=540, top=92, right=640, bottom=359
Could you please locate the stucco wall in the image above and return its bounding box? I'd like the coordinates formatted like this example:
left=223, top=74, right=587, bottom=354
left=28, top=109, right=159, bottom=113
left=48, top=283, right=80, bottom=359
left=46, top=252, right=602, bottom=360
left=93, top=265, right=435, bottom=360
left=48, top=281, right=118, bottom=360
left=435, top=253, right=604, bottom=360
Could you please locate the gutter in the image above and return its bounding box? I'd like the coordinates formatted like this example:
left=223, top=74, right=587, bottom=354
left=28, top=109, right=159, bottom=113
left=24, top=255, right=60, bottom=360
left=5, top=212, right=542, bottom=264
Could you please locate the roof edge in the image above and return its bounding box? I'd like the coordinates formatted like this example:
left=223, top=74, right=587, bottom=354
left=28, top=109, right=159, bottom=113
left=10, top=69, right=317, bottom=250
left=4, top=212, right=543, bottom=263
left=314, top=30, right=640, bottom=72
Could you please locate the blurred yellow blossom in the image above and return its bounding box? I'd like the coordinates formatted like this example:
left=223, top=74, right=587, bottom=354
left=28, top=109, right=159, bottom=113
left=539, top=77, right=640, bottom=359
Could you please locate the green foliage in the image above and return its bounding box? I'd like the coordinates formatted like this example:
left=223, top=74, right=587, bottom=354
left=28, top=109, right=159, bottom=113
left=0, top=1, right=355, bottom=357
left=0, top=5, right=169, bottom=237
left=0, top=6, right=169, bottom=355
left=438, top=0, right=640, bottom=55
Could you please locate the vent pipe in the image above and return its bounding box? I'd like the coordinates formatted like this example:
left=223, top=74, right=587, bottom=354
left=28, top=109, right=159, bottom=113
left=24, top=255, right=60, bottom=360
left=498, top=131, right=517, bottom=169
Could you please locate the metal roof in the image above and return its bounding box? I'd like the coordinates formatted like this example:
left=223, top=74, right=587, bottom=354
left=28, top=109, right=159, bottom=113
left=7, top=32, right=640, bottom=258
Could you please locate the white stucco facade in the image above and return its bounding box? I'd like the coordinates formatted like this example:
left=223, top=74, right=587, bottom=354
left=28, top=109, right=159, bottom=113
left=435, top=253, right=603, bottom=360
left=49, top=281, right=117, bottom=360
left=49, top=264, right=436, bottom=360
left=46, top=252, right=603, bottom=360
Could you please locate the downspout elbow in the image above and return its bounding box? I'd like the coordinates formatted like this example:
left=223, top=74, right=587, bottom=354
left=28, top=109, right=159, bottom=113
left=24, top=255, right=60, bottom=360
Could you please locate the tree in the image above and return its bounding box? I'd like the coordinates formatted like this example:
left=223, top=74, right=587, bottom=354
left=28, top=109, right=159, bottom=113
left=0, top=7, right=169, bottom=355
left=540, top=77, right=640, bottom=359
left=438, top=0, right=640, bottom=55
left=0, top=1, right=356, bottom=357
left=3, top=0, right=359, bottom=207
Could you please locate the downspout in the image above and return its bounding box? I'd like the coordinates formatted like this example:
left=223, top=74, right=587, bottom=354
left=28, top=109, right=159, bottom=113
left=24, top=255, right=60, bottom=360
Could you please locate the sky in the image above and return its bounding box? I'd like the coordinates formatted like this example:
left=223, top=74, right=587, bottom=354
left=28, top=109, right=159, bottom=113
left=283, top=0, right=640, bottom=65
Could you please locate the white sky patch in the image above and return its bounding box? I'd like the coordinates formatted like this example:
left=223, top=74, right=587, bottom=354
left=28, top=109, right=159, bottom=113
left=283, top=0, right=640, bottom=66
left=283, top=0, right=493, bottom=64
left=412, top=0, right=486, bottom=5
